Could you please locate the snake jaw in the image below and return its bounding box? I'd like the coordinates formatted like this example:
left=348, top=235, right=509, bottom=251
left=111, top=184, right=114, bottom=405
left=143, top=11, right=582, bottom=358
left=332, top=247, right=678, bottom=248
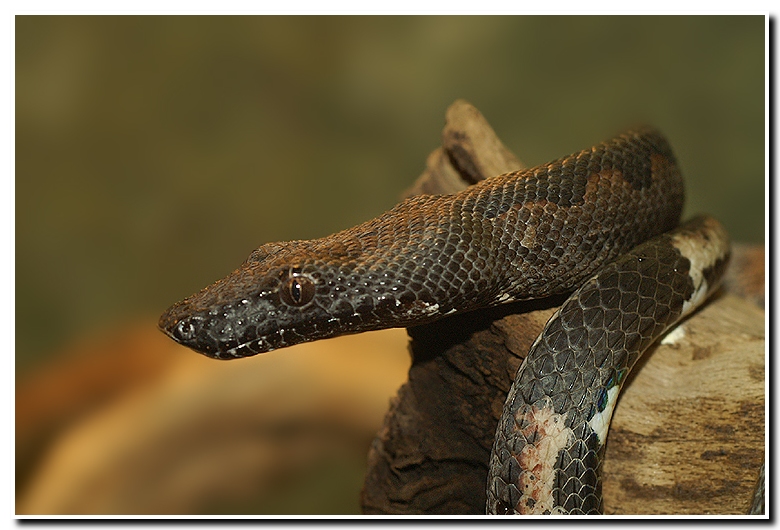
left=157, top=260, right=283, bottom=358
left=163, top=314, right=221, bottom=357
left=157, top=254, right=383, bottom=358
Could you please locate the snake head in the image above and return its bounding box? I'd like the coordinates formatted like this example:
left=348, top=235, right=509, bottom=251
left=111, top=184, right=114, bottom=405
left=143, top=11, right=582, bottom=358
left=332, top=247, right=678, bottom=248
left=158, top=241, right=330, bottom=358
left=158, top=237, right=438, bottom=359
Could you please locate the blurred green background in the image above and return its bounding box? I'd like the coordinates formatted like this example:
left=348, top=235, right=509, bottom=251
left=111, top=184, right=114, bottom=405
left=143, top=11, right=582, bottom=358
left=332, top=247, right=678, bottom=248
left=17, top=15, right=764, bottom=370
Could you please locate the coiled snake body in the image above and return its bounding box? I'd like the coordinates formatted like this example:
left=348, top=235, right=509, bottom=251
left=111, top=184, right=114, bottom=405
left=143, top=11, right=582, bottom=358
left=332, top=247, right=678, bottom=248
left=159, top=127, right=730, bottom=514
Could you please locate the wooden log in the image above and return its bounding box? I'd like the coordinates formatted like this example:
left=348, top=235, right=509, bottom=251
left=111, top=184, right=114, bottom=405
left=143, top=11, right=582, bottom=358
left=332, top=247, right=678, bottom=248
left=361, top=100, right=765, bottom=515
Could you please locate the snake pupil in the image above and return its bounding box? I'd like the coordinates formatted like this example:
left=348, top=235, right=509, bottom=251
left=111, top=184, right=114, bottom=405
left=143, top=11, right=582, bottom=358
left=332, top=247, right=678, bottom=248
left=291, top=281, right=302, bottom=301
left=279, top=271, right=315, bottom=307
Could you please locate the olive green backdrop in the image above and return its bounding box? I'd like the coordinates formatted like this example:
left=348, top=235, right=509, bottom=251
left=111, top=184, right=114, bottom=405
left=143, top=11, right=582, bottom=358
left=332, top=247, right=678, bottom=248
left=17, top=16, right=764, bottom=369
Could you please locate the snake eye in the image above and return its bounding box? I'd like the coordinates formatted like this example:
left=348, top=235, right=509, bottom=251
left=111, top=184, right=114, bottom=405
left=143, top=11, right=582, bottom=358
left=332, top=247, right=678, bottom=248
left=279, top=271, right=315, bottom=307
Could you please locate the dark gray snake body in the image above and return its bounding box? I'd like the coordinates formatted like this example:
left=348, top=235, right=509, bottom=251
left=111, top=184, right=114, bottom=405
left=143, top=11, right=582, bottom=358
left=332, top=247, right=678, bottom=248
left=487, top=215, right=729, bottom=514
left=159, top=127, right=730, bottom=514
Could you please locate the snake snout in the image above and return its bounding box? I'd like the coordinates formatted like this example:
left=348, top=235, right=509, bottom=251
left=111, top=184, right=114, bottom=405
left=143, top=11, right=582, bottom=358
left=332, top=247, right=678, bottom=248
left=158, top=305, right=214, bottom=356
left=158, top=306, right=258, bottom=359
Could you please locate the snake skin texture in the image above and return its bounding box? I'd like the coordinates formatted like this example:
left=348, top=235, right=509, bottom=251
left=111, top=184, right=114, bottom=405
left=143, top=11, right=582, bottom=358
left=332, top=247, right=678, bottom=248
left=159, top=127, right=684, bottom=358
left=486, top=215, right=730, bottom=514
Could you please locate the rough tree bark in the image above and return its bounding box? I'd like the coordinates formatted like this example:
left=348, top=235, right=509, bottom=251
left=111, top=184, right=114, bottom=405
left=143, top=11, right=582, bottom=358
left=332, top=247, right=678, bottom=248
left=360, top=100, right=765, bottom=515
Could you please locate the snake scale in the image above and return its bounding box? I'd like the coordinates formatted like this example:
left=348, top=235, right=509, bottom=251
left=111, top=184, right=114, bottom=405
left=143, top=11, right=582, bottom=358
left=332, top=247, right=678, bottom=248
left=159, top=127, right=730, bottom=514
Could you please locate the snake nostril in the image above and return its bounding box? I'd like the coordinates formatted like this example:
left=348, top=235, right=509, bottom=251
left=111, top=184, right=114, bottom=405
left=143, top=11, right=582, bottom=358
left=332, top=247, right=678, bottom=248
left=175, top=319, right=197, bottom=341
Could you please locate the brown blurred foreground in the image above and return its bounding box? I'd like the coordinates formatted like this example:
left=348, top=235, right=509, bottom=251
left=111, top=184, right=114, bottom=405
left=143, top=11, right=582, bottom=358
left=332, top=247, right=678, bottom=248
left=17, top=323, right=411, bottom=515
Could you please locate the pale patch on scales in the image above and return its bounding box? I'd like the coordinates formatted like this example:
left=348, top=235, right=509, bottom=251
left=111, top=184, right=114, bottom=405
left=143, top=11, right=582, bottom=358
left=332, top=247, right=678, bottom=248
left=661, top=325, right=687, bottom=345
left=587, top=385, right=620, bottom=446
left=422, top=303, right=440, bottom=315
left=512, top=400, right=573, bottom=514
left=401, top=302, right=441, bottom=318
left=682, top=278, right=710, bottom=317
left=670, top=217, right=730, bottom=319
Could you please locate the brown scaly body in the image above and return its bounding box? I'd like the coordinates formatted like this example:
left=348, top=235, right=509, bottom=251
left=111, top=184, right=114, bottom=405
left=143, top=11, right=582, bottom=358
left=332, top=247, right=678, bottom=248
left=159, top=127, right=684, bottom=359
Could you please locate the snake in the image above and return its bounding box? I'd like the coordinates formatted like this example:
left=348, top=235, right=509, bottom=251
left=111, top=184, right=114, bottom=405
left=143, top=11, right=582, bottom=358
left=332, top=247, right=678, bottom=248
left=158, top=127, right=730, bottom=514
